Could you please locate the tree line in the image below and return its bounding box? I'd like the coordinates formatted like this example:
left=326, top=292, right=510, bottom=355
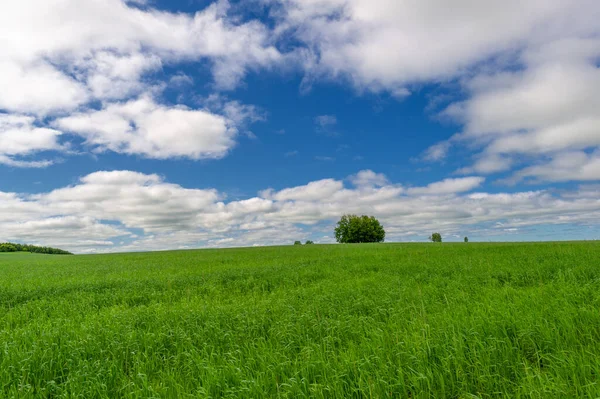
left=0, top=242, right=73, bottom=255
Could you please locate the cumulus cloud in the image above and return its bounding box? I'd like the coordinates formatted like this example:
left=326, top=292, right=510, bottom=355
left=448, top=39, right=600, bottom=147
left=0, top=114, right=64, bottom=167
left=505, top=151, right=600, bottom=184
left=37, top=171, right=222, bottom=232
left=0, top=0, right=281, bottom=112
left=0, top=61, right=89, bottom=115
left=261, top=179, right=344, bottom=201
left=82, top=52, right=163, bottom=100
left=428, top=35, right=600, bottom=181
left=272, top=0, right=597, bottom=93
left=349, top=170, right=389, bottom=188
left=456, top=155, right=514, bottom=175
left=54, top=97, right=237, bottom=159
left=422, top=141, right=451, bottom=162
left=407, top=177, right=485, bottom=196
left=2, top=169, right=600, bottom=253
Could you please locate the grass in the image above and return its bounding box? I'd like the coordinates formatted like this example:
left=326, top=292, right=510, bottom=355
left=0, top=242, right=599, bottom=398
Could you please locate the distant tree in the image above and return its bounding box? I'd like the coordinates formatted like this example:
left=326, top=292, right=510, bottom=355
left=429, top=233, right=442, bottom=243
left=305, top=240, right=314, bottom=245
left=0, top=243, right=17, bottom=252
left=334, top=214, right=385, bottom=243
left=294, top=241, right=302, bottom=245
left=464, top=236, right=469, bottom=243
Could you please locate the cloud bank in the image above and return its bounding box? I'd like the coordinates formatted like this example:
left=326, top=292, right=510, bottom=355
left=2, top=170, right=599, bottom=253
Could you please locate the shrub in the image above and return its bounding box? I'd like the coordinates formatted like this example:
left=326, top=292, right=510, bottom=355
left=294, top=241, right=302, bottom=245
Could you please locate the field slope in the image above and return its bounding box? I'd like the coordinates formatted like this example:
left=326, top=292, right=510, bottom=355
left=1, top=242, right=599, bottom=398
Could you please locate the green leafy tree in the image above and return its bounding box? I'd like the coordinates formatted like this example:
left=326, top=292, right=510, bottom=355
left=464, top=237, right=469, bottom=243
left=294, top=241, right=302, bottom=245
left=334, top=215, right=385, bottom=243
left=0, top=243, right=17, bottom=252
left=305, top=240, right=314, bottom=245
left=429, top=233, right=442, bottom=243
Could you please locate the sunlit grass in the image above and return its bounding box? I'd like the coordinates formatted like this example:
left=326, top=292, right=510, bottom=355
left=1, top=242, right=599, bottom=398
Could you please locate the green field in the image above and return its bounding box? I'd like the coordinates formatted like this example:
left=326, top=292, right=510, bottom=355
left=1, top=242, right=599, bottom=398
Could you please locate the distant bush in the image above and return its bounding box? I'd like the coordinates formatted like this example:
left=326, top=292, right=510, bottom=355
left=305, top=240, right=314, bottom=245
left=334, top=214, right=385, bottom=243
left=0, top=242, right=72, bottom=255
left=429, top=233, right=442, bottom=243
left=464, top=237, right=469, bottom=243
left=294, top=241, right=302, bottom=245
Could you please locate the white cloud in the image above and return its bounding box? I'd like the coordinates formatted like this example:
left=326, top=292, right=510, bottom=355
left=456, top=155, right=513, bottom=175
left=54, top=97, right=237, bottom=159
left=82, top=51, right=163, bottom=100
left=38, top=170, right=222, bottom=232
left=0, top=0, right=281, bottom=112
left=430, top=36, right=600, bottom=181
left=450, top=40, right=600, bottom=148
left=349, top=170, right=389, bottom=188
left=201, top=94, right=266, bottom=128
left=1, top=216, right=127, bottom=248
left=408, top=177, right=485, bottom=195
left=0, top=61, right=89, bottom=115
left=422, top=141, right=451, bottom=162
left=506, top=151, right=600, bottom=183
left=262, top=179, right=344, bottom=201
left=0, top=114, right=64, bottom=167
left=0, top=156, right=54, bottom=168
left=274, top=0, right=596, bottom=93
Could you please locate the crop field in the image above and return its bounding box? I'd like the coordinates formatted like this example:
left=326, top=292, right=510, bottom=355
left=1, top=242, right=599, bottom=398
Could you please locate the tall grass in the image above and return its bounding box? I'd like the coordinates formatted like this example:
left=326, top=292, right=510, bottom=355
left=0, top=242, right=599, bottom=398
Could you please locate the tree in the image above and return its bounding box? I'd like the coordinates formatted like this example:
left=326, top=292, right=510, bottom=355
left=334, top=214, right=385, bottom=243
left=294, top=241, right=302, bottom=245
left=305, top=240, right=314, bottom=245
left=464, top=236, right=469, bottom=243
left=429, top=233, right=442, bottom=243
left=0, top=243, right=17, bottom=252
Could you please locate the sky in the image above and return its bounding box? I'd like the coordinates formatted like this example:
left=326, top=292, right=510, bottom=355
left=1, top=0, right=600, bottom=253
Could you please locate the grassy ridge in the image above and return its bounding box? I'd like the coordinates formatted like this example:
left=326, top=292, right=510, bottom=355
left=0, top=242, right=599, bottom=398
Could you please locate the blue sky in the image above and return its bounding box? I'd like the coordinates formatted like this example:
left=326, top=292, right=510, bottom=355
left=1, top=0, right=599, bottom=252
